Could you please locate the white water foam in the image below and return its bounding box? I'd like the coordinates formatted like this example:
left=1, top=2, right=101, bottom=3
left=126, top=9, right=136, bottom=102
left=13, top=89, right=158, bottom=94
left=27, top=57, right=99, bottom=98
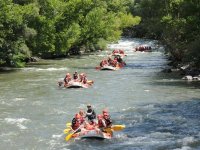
left=122, top=106, right=136, bottom=111
left=13, top=97, right=25, bottom=102
left=32, top=101, right=43, bottom=106
left=22, top=67, right=68, bottom=72
left=0, top=132, right=16, bottom=137
left=177, top=137, right=196, bottom=146
left=173, top=146, right=192, bottom=150
left=1, top=100, right=12, bottom=106
left=4, top=118, right=30, bottom=130
left=144, top=89, right=150, bottom=92
left=52, top=134, right=62, bottom=139
left=53, top=109, right=67, bottom=115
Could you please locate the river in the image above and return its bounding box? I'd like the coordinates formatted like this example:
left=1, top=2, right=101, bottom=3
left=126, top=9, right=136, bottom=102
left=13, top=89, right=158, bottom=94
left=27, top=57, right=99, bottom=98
left=0, top=38, right=200, bottom=150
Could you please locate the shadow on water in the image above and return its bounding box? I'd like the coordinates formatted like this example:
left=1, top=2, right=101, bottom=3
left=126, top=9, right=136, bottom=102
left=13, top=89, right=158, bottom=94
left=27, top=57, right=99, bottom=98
left=152, top=71, right=200, bottom=89
left=116, top=99, right=200, bottom=150
left=153, top=80, right=200, bottom=89
left=0, top=67, right=19, bottom=74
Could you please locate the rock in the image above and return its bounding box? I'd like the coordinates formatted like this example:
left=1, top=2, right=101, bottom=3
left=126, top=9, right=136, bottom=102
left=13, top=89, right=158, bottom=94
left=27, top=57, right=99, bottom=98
left=30, top=57, right=39, bottom=62
left=171, top=68, right=180, bottom=72
left=180, top=64, right=190, bottom=70
left=182, top=75, right=193, bottom=80
left=193, top=76, right=200, bottom=80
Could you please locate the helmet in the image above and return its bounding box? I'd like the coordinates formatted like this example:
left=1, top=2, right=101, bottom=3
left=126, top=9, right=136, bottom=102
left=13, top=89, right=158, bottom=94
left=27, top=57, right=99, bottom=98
left=75, top=113, right=81, bottom=119
left=87, top=104, right=91, bottom=108
left=103, top=112, right=108, bottom=116
left=97, top=114, right=103, bottom=119
left=79, top=110, right=84, bottom=116
left=79, top=73, right=83, bottom=77
left=102, top=109, right=108, bottom=114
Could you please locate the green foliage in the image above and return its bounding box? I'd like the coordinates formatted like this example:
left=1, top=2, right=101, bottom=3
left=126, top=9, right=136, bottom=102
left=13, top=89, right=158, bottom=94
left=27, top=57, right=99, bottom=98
left=0, top=1, right=38, bottom=67
left=130, top=0, right=200, bottom=67
left=186, top=37, right=200, bottom=67
left=55, top=23, right=81, bottom=55
left=0, top=0, right=140, bottom=67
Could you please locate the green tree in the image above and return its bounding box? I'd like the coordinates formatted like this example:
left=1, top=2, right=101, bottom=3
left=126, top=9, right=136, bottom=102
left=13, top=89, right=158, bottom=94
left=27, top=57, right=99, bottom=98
left=0, top=0, right=38, bottom=67
left=129, top=0, right=200, bottom=67
left=0, top=0, right=141, bottom=67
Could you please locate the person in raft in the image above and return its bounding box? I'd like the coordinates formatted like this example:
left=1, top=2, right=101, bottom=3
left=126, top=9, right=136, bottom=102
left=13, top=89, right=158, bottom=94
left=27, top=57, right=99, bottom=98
left=73, top=71, right=79, bottom=81
left=63, top=73, right=71, bottom=87
left=71, top=113, right=82, bottom=131
left=85, top=104, right=96, bottom=125
left=79, top=73, right=88, bottom=84
left=78, top=110, right=85, bottom=124
left=97, top=109, right=112, bottom=129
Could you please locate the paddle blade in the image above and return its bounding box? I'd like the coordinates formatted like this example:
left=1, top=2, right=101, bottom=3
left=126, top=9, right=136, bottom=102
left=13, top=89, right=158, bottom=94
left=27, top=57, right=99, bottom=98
left=66, top=122, right=72, bottom=127
left=63, top=128, right=71, bottom=134
left=104, top=128, right=113, bottom=134
left=111, top=125, right=125, bottom=131
left=87, top=80, right=94, bottom=85
left=65, top=133, right=73, bottom=141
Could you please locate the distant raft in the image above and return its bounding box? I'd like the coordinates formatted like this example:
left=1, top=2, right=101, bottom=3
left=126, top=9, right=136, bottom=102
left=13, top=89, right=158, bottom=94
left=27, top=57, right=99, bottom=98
left=100, top=65, right=119, bottom=71
left=134, top=45, right=152, bottom=52
left=58, top=80, right=94, bottom=88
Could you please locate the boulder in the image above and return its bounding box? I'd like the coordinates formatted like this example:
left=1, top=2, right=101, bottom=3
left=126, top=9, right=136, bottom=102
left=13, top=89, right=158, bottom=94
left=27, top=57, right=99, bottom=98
left=193, top=76, right=200, bottom=81
left=182, top=75, right=193, bottom=80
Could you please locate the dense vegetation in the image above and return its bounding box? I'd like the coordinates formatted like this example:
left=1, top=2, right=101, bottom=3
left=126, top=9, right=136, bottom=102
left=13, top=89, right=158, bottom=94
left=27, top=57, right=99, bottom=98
left=0, top=0, right=140, bottom=67
left=1, top=0, right=199, bottom=70
left=128, top=0, right=200, bottom=68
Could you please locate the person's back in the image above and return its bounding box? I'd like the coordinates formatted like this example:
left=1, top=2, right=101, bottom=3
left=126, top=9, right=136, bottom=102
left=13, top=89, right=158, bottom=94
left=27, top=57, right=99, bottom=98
left=73, top=71, right=79, bottom=81
left=97, top=114, right=106, bottom=128
left=64, top=73, right=71, bottom=86
left=100, top=60, right=104, bottom=67
left=86, top=104, right=96, bottom=123
left=117, top=56, right=123, bottom=63
left=71, top=113, right=81, bottom=130
left=119, top=49, right=124, bottom=54
left=83, top=76, right=87, bottom=84
left=79, top=73, right=84, bottom=82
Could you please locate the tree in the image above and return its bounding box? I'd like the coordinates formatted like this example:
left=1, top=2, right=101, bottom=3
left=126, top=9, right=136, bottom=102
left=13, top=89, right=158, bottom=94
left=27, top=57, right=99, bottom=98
left=0, top=0, right=38, bottom=67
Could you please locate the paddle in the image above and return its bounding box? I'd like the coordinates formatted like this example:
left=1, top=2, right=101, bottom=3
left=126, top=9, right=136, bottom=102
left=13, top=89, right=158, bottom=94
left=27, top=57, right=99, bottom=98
left=66, top=122, right=72, bottom=127
left=87, top=80, right=94, bottom=85
left=111, top=125, right=125, bottom=131
left=65, top=124, right=83, bottom=141
left=63, top=128, right=71, bottom=134
left=104, top=124, right=125, bottom=133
